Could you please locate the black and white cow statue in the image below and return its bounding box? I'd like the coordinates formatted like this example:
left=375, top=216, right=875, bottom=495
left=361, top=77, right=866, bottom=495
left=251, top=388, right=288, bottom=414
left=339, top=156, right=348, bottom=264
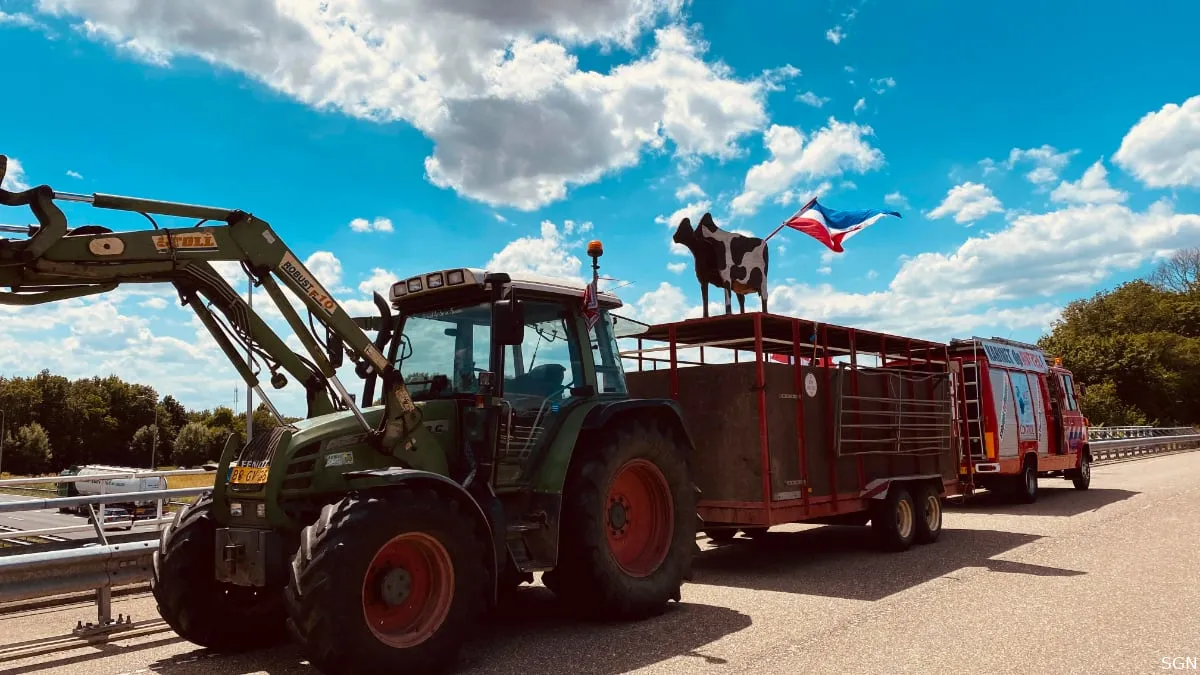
left=672, top=212, right=769, bottom=317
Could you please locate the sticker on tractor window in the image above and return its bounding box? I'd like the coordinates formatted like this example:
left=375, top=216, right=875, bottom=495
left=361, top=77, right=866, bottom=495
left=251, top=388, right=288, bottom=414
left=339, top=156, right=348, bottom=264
left=805, top=373, right=818, bottom=397
left=423, top=420, right=448, bottom=434
left=230, top=466, right=269, bottom=484
left=324, top=451, right=354, bottom=468
left=152, top=230, right=218, bottom=252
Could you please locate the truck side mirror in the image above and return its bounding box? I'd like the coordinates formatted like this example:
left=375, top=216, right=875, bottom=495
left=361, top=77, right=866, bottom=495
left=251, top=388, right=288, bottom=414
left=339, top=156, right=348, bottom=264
left=493, top=298, right=524, bottom=345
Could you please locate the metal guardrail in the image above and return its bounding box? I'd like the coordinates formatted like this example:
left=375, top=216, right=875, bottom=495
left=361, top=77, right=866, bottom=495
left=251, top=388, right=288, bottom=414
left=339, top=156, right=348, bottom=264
left=1087, top=425, right=1196, bottom=440
left=0, top=468, right=213, bottom=636
left=1088, top=432, right=1200, bottom=462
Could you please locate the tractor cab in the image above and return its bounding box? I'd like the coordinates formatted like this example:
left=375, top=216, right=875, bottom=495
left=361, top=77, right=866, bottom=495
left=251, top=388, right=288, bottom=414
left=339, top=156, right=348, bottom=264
left=377, top=263, right=627, bottom=486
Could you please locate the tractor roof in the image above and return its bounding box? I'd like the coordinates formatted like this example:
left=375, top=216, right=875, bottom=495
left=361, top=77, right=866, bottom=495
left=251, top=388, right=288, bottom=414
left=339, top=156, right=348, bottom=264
left=389, top=267, right=623, bottom=309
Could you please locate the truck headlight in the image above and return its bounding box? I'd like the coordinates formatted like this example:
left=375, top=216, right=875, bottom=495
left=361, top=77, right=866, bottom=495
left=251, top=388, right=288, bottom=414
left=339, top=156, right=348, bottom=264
left=230, top=502, right=243, bottom=517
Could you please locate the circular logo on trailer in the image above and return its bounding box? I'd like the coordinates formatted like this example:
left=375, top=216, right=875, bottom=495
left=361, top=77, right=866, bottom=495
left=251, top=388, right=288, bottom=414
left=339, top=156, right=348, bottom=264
left=805, top=373, right=818, bottom=397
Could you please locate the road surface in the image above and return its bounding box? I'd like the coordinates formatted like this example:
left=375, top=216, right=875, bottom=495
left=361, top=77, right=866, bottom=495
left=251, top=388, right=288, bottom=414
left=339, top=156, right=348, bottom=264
left=2, top=450, right=1199, bottom=674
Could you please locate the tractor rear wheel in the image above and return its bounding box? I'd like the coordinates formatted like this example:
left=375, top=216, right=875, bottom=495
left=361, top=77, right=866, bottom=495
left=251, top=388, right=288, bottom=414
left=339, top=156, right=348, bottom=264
left=545, top=417, right=696, bottom=619
left=284, top=488, right=489, bottom=675
left=150, top=493, right=289, bottom=651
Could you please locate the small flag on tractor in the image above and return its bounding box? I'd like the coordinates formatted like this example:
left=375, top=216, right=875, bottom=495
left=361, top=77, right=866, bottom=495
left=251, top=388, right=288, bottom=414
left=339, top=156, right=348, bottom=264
left=582, top=279, right=600, bottom=330
left=781, top=198, right=901, bottom=253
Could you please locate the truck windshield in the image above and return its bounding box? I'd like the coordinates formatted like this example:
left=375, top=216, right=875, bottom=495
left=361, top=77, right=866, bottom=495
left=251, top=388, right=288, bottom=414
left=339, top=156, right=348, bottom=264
left=396, top=303, right=492, bottom=400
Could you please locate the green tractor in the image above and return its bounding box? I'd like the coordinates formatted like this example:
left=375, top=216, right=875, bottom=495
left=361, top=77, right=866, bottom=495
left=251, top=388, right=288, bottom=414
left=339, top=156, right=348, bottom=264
left=0, top=155, right=698, bottom=674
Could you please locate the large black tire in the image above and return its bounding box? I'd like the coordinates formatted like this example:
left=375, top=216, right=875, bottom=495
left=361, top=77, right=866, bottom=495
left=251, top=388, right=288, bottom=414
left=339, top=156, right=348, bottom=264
left=912, top=483, right=943, bottom=545
left=283, top=488, right=490, bottom=675
left=1012, top=457, right=1039, bottom=503
left=869, top=485, right=916, bottom=552
left=150, top=493, right=289, bottom=651
left=1069, top=452, right=1092, bottom=490
left=544, top=416, right=697, bottom=619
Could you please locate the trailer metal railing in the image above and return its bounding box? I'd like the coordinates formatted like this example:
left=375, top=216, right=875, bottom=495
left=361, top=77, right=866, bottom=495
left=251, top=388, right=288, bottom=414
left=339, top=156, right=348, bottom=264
left=0, top=468, right=213, bottom=638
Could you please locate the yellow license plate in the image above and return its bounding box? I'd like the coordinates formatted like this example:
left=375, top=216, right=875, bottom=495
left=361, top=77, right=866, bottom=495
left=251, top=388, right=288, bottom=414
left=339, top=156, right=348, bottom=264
left=229, top=466, right=269, bottom=484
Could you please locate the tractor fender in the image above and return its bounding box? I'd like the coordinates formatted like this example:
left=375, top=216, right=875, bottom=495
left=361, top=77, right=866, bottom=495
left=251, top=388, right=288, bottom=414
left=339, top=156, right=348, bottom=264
left=533, top=397, right=697, bottom=496
left=342, top=467, right=499, bottom=603
left=581, top=398, right=697, bottom=457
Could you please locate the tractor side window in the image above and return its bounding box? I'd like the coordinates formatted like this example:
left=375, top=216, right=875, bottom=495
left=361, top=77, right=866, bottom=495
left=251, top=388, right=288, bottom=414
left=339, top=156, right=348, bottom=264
left=590, top=310, right=628, bottom=394
left=503, top=300, right=585, bottom=410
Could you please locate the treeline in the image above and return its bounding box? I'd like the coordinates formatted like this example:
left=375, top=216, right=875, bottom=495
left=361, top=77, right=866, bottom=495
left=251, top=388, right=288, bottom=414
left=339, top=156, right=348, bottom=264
left=0, top=370, right=298, bottom=475
left=1040, top=248, right=1200, bottom=427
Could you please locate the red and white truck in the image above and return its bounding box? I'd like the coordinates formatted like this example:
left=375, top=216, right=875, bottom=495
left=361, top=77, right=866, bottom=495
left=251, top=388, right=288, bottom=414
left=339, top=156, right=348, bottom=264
left=948, top=336, right=1092, bottom=502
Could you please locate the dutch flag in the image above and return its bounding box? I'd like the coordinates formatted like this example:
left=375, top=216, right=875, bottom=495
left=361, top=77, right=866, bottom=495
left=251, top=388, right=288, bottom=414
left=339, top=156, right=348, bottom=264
left=782, top=198, right=901, bottom=253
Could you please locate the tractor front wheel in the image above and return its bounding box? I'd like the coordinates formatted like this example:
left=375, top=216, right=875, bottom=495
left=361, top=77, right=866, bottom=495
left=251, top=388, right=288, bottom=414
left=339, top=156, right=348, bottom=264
left=150, top=493, right=289, bottom=651
left=284, top=488, right=489, bottom=675
left=546, top=417, right=696, bottom=619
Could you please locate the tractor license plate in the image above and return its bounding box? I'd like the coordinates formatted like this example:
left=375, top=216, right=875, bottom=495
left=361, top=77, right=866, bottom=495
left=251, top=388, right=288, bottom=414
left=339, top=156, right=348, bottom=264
left=229, top=466, right=269, bottom=485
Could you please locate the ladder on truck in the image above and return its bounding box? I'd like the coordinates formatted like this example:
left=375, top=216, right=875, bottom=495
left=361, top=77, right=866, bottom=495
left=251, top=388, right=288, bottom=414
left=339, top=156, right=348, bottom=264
left=959, top=360, right=987, bottom=463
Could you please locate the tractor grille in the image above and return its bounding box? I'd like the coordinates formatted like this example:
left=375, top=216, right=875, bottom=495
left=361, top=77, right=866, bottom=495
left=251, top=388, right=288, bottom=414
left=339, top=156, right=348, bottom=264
left=235, top=426, right=289, bottom=467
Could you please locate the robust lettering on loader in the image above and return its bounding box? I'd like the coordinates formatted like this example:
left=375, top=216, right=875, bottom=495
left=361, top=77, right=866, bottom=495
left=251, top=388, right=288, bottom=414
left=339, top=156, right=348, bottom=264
left=279, top=251, right=338, bottom=315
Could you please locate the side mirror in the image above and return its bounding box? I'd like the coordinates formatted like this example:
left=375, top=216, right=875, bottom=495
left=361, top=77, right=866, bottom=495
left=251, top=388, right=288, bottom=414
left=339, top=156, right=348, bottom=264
left=493, top=298, right=524, bottom=345
left=325, top=326, right=344, bottom=368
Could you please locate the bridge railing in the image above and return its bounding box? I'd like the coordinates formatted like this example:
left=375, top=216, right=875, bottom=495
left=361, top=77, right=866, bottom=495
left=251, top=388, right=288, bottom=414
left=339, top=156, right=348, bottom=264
left=0, top=469, right=214, bottom=637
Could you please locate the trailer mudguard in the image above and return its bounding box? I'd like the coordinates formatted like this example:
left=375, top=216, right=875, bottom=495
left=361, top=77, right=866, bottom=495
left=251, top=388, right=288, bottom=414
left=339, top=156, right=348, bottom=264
left=341, top=467, right=499, bottom=602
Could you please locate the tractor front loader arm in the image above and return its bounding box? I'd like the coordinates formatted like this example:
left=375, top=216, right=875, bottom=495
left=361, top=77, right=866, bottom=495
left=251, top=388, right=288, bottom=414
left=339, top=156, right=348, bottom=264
left=0, top=154, right=420, bottom=448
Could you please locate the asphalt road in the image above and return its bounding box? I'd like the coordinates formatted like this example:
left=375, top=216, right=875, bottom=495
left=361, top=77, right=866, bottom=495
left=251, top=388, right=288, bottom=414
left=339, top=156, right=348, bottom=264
left=0, top=493, right=90, bottom=542
left=2, top=450, right=1200, bottom=675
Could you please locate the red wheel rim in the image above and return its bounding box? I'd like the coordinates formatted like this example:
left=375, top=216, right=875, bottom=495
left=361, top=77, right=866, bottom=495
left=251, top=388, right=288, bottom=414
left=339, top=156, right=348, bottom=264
left=361, top=532, right=454, bottom=648
left=605, top=459, right=674, bottom=577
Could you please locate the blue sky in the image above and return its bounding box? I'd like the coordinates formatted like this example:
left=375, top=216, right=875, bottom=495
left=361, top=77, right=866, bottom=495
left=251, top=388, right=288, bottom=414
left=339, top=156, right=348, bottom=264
left=2, top=0, right=1199, bottom=415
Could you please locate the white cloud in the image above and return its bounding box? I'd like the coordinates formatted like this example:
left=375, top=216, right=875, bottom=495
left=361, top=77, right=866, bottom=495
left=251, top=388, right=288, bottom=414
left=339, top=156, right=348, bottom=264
left=66, top=169, right=83, bottom=179
left=927, top=182, right=1003, bottom=224
left=674, top=182, right=706, bottom=200
left=1005, top=144, right=1079, bottom=186
left=797, top=91, right=830, bottom=108
left=667, top=261, right=687, bottom=273
left=0, top=11, right=35, bottom=26
left=24, top=4, right=784, bottom=211
left=357, top=268, right=400, bottom=297
left=826, top=26, right=845, bottom=44
left=486, top=219, right=585, bottom=281
left=884, top=191, right=910, bottom=209
left=140, top=297, right=169, bottom=310
left=870, top=77, right=896, bottom=93
left=1050, top=160, right=1127, bottom=205
left=1113, top=94, right=1200, bottom=189
left=1, top=156, right=29, bottom=191
left=731, top=118, right=884, bottom=215
left=349, top=216, right=394, bottom=233
left=656, top=199, right=711, bottom=228
left=853, top=97, right=866, bottom=115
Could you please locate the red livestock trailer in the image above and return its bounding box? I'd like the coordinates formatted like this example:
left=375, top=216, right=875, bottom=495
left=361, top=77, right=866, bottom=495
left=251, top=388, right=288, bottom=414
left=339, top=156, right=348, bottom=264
left=620, top=311, right=964, bottom=551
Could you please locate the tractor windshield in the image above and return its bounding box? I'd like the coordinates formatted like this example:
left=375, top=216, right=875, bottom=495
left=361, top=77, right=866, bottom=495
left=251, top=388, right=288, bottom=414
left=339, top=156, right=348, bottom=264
left=396, top=303, right=493, bottom=400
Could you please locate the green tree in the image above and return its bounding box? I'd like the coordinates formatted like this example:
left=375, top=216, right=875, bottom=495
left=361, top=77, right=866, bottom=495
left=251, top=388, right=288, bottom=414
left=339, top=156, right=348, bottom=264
left=3, top=422, right=52, bottom=475
left=173, top=422, right=215, bottom=468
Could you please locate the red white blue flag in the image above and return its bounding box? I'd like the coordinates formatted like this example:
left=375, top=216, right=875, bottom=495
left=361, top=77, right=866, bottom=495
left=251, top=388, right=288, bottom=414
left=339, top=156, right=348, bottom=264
left=783, top=198, right=901, bottom=253
left=582, top=279, right=600, bottom=330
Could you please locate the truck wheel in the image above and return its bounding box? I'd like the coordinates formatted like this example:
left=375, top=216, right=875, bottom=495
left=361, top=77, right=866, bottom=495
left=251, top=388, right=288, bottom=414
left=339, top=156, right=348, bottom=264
left=1070, top=452, right=1092, bottom=490
left=912, top=483, right=942, bottom=544
left=547, top=417, right=696, bottom=619
left=284, top=488, right=489, bottom=675
left=1013, top=457, right=1038, bottom=503
left=150, top=493, right=289, bottom=651
left=869, top=485, right=916, bottom=552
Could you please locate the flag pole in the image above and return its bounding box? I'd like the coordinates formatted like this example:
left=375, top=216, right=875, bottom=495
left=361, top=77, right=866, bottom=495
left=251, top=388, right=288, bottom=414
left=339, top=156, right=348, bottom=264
left=763, top=196, right=818, bottom=242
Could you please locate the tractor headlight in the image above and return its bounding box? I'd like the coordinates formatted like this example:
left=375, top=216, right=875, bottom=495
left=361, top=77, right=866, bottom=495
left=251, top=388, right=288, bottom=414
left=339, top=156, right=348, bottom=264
left=407, top=278, right=423, bottom=293
left=230, top=502, right=243, bottom=517
left=427, top=272, right=444, bottom=289
left=391, top=282, right=407, bottom=298
left=256, top=503, right=266, bottom=518
left=447, top=269, right=465, bottom=285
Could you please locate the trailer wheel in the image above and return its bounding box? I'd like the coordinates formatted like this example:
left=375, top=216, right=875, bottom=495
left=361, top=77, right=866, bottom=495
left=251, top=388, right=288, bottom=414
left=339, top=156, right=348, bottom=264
left=151, top=493, right=289, bottom=652
left=912, top=483, right=942, bottom=544
left=1069, top=452, right=1092, bottom=490
left=547, top=416, right=696, bottom=619
left=284, top=488, right=489, bottom=675
left=869, top=486, right=916, bottom=552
